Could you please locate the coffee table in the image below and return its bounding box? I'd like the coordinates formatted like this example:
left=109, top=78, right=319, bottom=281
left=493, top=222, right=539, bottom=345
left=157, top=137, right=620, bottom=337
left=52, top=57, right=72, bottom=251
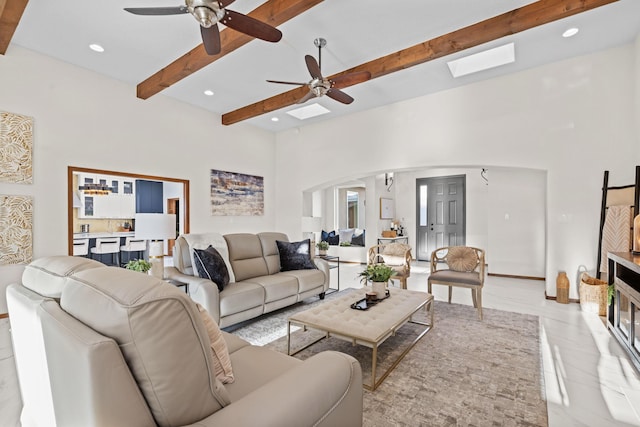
left=287, top=287, right=434, bottom=391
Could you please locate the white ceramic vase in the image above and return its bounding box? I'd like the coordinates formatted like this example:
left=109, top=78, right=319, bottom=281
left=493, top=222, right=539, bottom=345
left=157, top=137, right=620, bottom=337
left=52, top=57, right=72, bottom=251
left=372, top=281, right=387, bottom=299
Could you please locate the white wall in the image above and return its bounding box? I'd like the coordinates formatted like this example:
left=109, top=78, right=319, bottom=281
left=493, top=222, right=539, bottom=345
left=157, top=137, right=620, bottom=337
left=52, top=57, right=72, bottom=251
left=487, top=168, right=546, bottom=277
left=274, top=43, right=640, bottom=299
left=0, top=47, right=276, bottom=259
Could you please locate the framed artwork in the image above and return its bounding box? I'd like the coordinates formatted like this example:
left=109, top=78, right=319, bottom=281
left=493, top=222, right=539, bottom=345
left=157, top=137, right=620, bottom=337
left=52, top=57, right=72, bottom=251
left=380, top=197, right=394, bottom=219
left=210, top=169, right=264, bottom=216
left=0, top=111, right=33, bottom=184
left=0, top=195, right=33, bottom=265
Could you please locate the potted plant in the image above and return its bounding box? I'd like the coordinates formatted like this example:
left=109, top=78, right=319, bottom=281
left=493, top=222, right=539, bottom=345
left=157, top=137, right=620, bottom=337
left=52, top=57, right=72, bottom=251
left=316, top=240, right=329, bottom=256
left=125, top=259, right=152, bottom=274
left=359, top=264, right=396, bottom=298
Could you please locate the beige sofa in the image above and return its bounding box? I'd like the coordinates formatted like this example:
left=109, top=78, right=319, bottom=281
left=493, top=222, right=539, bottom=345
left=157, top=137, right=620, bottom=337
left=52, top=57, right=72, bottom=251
left=167, top=232, right=330, bottom=328
left=6, top=256, right=363, bottom=427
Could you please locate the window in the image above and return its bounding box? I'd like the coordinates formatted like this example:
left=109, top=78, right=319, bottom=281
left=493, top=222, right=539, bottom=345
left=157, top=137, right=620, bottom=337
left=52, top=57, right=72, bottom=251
left=347, top=191, right=358, bottom=228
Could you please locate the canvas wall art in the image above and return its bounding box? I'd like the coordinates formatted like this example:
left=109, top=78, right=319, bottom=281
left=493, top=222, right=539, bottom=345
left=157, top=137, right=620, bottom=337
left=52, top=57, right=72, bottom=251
left=0, top=195, right=33, bottom=265
left=211, top=169, right=264, bottom=216
left=0, top=111, right=33, bottom=184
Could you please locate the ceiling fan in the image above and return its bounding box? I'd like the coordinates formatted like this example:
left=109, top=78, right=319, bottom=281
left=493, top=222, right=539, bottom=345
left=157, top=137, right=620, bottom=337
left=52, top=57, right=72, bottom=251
left=267, top=38, right=371, bottom=105
left=124, top=0, right=282, bottom=55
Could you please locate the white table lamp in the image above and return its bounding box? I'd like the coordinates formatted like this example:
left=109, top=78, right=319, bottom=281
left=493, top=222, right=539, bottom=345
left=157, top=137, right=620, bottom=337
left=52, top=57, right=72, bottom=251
left=135, top=213, right=177, bottom=279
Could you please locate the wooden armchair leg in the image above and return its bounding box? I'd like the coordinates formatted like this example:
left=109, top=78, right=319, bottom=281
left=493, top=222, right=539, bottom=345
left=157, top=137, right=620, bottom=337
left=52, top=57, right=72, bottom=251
left=477, top=289, right=483, bottom=320
left=448, top=286, right=452, bottom=303
left=400, top=277, right=407, bottom=290
left=471, top=288, right=478, bottom=308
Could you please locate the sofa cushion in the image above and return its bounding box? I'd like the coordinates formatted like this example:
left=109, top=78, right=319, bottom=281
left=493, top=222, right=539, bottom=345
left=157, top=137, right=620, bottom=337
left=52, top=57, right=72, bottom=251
left=245, top=274, right=299, bottom=303
left=197, top=304, right=234, bottom=384
left=194, top=246, right=230, bottom=291
left=280, top=269, right=326, bottom=293
left=257, top=232, right=289, bottom=275
left=327, top=234, right=340, bottom=245
left=224, top=234, right=269, bottom=282
left=276, top=239, right=316, bottom=271
left=22, top=256, right=103, bottom=299
left=61, top=267, right=230, bottom=427
left=338, top=229, right=355, bottom=244
left=219, top=282, right=265, bottom=317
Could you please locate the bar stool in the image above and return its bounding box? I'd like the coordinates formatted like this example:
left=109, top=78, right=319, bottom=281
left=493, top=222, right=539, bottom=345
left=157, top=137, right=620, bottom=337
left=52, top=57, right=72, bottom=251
left=72, top=238, right=89, bottom=257
left=90, top=238, right=120, bottom=266
left=120, top=237, right=146, bottom=266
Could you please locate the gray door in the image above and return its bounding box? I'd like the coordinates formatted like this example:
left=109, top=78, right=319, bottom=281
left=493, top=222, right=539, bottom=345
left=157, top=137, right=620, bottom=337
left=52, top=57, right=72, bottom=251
left=416, top=175, right=466, bottom=261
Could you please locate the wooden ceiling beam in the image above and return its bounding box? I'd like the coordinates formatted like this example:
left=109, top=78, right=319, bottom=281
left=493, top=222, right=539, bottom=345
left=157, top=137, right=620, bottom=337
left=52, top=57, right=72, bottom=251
left=222, top=0, right=618, bottom=126
left=136, top=0, right=323, bottom=100
left=0, top=0, right=29, bottom=55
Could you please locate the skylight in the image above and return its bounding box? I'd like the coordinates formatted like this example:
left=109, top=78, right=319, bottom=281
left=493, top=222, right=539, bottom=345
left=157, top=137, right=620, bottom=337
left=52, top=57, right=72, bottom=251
left=447, top=43, right=515, bottom=78
left=286, top=103, right=331, bottom=120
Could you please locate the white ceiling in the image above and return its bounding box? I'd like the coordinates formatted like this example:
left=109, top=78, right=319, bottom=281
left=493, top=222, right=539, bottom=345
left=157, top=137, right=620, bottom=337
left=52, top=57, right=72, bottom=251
left=10, top=0, right=640, bottom=132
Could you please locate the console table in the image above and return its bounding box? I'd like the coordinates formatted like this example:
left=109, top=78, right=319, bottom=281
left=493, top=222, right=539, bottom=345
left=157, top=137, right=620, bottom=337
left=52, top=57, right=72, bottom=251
left=377, top=236, right=409, bottom=245
left=607, top=252, right=640, bottom=372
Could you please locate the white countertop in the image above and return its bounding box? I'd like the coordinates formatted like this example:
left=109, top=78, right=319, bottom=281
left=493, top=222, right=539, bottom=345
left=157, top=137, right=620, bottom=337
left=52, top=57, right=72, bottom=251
left=73, top=232, right=135, bottom=239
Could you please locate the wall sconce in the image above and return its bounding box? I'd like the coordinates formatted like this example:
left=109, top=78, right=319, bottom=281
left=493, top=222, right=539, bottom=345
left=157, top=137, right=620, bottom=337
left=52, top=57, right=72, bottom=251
left=385, top=173, right=394, bottom=192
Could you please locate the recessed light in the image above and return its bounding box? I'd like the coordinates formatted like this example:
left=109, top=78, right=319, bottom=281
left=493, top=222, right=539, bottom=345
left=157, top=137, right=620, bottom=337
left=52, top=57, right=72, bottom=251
left=89, top=44, right=105, bottom=53
left=562, top=28, right=579, bottom=38
left=447, top=43, right=515, bottom=78
left=271, top=117, right=279, bottom=122
left=203, top=90, right=214, bottom=96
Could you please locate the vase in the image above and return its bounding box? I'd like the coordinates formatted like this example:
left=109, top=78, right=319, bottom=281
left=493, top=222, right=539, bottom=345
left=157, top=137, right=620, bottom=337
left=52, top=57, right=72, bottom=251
left=372, top=281, right=387, bottom=299
left=556, top=271, right=569, bottom=304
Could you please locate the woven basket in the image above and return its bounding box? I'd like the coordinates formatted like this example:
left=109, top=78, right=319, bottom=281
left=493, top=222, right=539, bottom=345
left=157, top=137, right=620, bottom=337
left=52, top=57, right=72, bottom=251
left=579, top=273, right=608, bottom=316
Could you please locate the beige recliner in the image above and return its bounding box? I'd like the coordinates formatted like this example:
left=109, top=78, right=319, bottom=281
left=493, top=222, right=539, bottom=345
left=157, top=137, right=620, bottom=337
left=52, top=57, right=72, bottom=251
left=7, top=256, right=363, bottom=427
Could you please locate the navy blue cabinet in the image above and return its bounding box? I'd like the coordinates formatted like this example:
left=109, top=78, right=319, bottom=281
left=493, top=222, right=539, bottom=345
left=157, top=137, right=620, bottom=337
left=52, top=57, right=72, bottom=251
left=136, top=180, right=163, bottom=213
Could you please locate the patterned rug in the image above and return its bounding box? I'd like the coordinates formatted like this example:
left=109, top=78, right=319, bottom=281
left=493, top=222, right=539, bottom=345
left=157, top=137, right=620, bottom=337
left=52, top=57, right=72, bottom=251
left=228, top=289, right=548, bottom=427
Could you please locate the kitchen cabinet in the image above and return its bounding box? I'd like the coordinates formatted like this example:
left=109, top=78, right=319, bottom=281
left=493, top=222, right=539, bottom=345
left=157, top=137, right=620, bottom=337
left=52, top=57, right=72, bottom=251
left=78, top=174, right=136, bottom=219
left=136, top=180, right=163, bottom=213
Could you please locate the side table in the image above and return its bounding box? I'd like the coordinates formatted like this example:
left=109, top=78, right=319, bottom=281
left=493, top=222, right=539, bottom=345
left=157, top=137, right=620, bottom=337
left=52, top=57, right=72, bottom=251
left=165, top=278, right=189, bottom=295
left=317, top=254, right=340, bottom=294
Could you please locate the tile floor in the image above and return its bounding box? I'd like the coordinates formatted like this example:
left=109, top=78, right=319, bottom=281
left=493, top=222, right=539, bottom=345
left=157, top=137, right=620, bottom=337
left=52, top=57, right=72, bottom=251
left=1, top=260, right=639, bottom=426
left=332, top=260, right=640, bottom=427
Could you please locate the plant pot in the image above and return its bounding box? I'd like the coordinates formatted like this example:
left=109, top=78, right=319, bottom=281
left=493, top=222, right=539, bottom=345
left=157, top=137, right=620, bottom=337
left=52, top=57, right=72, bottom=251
left=319, top=249, right=327, bottom=256
left=372, top=281, right=387, bottom=299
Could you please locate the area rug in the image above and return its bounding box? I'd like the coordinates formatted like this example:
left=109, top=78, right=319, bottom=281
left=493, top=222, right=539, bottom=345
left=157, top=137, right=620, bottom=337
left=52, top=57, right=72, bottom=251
left=229, top=289, right=548, bottom=426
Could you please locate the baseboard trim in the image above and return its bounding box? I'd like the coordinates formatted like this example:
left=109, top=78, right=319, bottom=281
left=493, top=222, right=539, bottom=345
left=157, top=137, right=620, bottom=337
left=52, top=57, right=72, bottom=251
left=488, top=273, right=545, bottom=281
left=544, top=291, right=580, bottom=304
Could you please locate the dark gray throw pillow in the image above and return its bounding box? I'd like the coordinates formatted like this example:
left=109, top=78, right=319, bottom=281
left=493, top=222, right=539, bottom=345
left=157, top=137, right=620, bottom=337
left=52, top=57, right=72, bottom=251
left=276, top=239, right=317, bottom=271
left=351, top=230, right=365, bottom=246
left=193, top=246, right=230, bottom=292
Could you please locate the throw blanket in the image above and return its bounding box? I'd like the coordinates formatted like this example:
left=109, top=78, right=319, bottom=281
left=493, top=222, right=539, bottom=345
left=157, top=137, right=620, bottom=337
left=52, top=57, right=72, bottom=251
left=182, top=233, right=236, bottom=283
left=600, top=205, right=631, bottom=275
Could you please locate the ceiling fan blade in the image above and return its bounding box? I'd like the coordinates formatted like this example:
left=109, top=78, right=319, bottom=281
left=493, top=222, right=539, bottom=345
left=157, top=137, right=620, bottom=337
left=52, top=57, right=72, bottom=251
left=218, top=0, right=236, bottom=8
left=297, top=91, right=317, bottom=104
left=201, top=25, right=221, bottom=55
left=330, top=71, right=371, bottom=89
left=221, top=10, right=282, bottom=42
left=124, top=6, right=188, bottom=15
left=326, top=88, right=354, bottom=104
left=267, top=80, right=307, bottom=86
left=304, top=55, right=323, bottom=80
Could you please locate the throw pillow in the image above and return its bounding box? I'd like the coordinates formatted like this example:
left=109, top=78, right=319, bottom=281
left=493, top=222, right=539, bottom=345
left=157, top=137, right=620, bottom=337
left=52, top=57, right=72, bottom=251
left=321, top=229, right=335, bottom=242
left=276, top=239, right=317, bottom=271
left=447, top=246, right=479, bottom=272
left=338, top=228, right=355, bottom=244
left=193, top=246, right=230, bottom=292
left=351, top=230, right=365, bottom=246
left=196, top=303, right=234, bottom=384
left=327, top=235, right=340, bottom=245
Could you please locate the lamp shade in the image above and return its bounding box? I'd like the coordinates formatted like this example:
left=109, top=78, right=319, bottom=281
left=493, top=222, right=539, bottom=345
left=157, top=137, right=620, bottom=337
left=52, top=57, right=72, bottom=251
left=301, top=216, right=322, bottom=232
left=135, top=214, right=176, bottom=240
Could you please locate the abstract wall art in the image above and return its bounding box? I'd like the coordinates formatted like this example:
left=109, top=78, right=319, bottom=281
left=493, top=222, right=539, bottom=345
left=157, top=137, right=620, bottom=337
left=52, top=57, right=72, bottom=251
left=210, top=169, right=264, bottom=216
left=0, top=195, right=33, bottom=265
left=0, top=111, right=33, bottom=184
